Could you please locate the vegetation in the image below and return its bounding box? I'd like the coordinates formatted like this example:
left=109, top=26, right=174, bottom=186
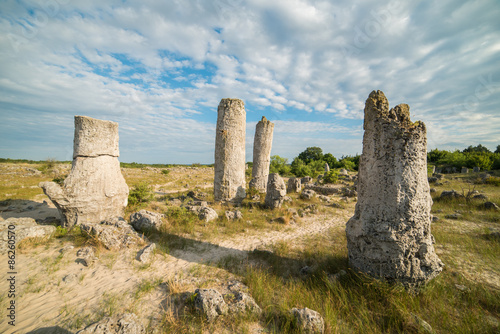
left=428, top=144, right=500, bottom=171
left=128, top=182, right=155, bottom=206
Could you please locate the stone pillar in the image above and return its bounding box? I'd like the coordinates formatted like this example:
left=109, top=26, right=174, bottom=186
left=473, top=166, right=480, bottom=172
left=214, top=98, right=246, bottom=202
left=324, top=163, right=330, bottom=173
left=431, top=166, right=436, bottom=174
left=249, top=116, right=274, bottom=192
left=287, top=177, right=302, bottom=193
left=346, top=91, right=443, bottom=288
left=40, top=116, right=129, bottom=228
left=461, top=167, right=469, bottom=173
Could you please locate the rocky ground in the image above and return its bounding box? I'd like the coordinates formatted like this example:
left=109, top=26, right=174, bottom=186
left=0, top=163, right=499, bottom=333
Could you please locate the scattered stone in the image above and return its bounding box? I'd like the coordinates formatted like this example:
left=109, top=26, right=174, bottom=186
left=429, top=188, right=436, bottom=193
left=461, top=167, right=469, bottom=174
left=428, top=177, right=438, bottom=183
left=318, top=195, right=330, bottom=202
left=225, top=210, right=243, bottom=220
left=59, top=245, right=75, bottom=254
left=186, top=206, right=219, bottom=222
left=300, top=189, right=316, bottom=200
left=81, top=217, right=141, bottom=250
left=482, top=202, right=500, bottom=211
left=287, top=177, right=302, bottom=193
left=264, top=173, right=287, bottom=209
left=0, top=218, right=56, bottom=254
left=249, top=116, right=275, bottom=192
left=225, top=291, right=262, bottom=316
left=40, top=116, right=129, bottom=228
left=439, top=190, right=464, bottom=200
left=130, top=210, right=165, bottom=232
left=473, top=167, right=480, bottom=173
left=137, top=243, right=156, bottom=263
left=342, top=187, right=357, bottom=198
left=432, top=216, right=439, bottom=222
left=194, top=288, right=228, bottom=322
left=472, top=194, right=488, bottom=200
left=62, top=274, right=78, bottom=284
left=304, top=184, right=339, bottom=195
left=339, top=168, right=349, bottom=176
left=76, top=313, right=145, bottom=334
left=290, top=307, right=325, bottom=334
left=434, top=173, right=444, bottom=180
left=445, top=213, right=462, bottom=219
left=480, top=173, right=491, bottom=180
left=214, top=98, right=246, bottom=202
left=283, top=196, right=293, bottom=203
left=76, top=246, right=98, bottom=267
left=346, top=90, right=442, bottom=288
left=300, top=266, right=313, bottom=275
left=455, top=284, right=468, bottom=291
left=301, top=176, right=313, bottom=185
left=250, top=194, right=260, bottom=201
left=411, top=313, right=433, bottom=334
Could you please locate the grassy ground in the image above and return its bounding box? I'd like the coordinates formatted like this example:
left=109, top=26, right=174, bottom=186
left=1, top=163, right=499, bottom=333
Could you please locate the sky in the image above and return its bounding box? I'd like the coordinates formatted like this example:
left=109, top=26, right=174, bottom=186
left=0, top=0, right=499, bottom=164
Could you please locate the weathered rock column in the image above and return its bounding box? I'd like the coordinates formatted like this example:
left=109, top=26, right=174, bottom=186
left=214, top=98, right=246, bottom=202
left=346, top=90, right=443, bottom=288
left=40, top=116, right=129, bottom=228
left=265, top=173, right=286, bottom=209
left=249, top=116, right=275, bottom=192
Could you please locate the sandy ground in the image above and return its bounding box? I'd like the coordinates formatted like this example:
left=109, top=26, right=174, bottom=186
left=0, top=194, right=347, bottom=333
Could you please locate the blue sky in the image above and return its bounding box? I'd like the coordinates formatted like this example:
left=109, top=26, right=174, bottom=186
left=0, top=0, right=499, bottom=164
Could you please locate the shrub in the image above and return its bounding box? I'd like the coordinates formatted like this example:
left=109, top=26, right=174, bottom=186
left=485, top=177, right=500, bottom=187
left=323, top=170, right=339, bottom=184
left=52, top=175, right=67, bottom=186
left=270, top=155, right=291, bottom=176
left=128, top=182, right=155, bottom=206
left=161, top=169, right=170, bottom=176
left=37, top=158, right=57, bottom=174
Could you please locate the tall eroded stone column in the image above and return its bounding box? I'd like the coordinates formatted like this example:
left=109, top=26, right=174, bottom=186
left=249, top=116, right=274, bottom=192
left=40, top=116, right=129, bottom=228
left=214, top=98, right=246, bottom=202
left=346, top=91, right=443, bottom=288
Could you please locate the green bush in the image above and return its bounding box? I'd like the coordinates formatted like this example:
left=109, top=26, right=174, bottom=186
left=485, top=177, right=500, bottom=187
left=161, top=169, right=170, bottom=176
left=269, top=155, right=291, bottom=176
left=323, top=170, right=339, bottom=184
left=128, top=182, right=155, bottom=206
left=52, top=175, right=67, bottom=186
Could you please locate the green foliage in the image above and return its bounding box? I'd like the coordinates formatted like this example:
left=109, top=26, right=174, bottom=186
left=428, top=148, right=450, bottom=163
left=161, top=169, right=170, bottom=176
left=323, top=170, right=339, bottom=184
left=463, top=144, right=491, bottom=153
left=52, top=175, right=67, bottom=186
left=485, top=176, right=500, bottom=187
left=37, top=158, right=57, bottom=174
left=338, top=155, right=360, bottom=171
left=128, top=182, right=155, bottom=206
left=290, top=158, right=311, bottom=177
left=298, top=147, right=323, bottom=164
left=323, top=153, right=338, bottom=169
left=495, top=145, right=500, bottom=154
left=269, top=155, right=291, bottom=176
left=308, top=160, right=327, bottom=177
left=55, top=226, right=68, bottom=238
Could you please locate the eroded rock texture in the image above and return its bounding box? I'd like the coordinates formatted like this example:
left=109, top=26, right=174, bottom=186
left=40, top=116, right=129, bottom=228
left=346, top=90, right=443, bottom=288
left=214, top=98, right=246, bottom=202
left=264, top=173, right=287, bottom=209
left=249, top=116, right=274, bottom=192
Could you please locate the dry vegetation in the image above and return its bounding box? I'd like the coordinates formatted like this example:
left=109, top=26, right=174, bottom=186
left=0, top=162, right=499, bottom=333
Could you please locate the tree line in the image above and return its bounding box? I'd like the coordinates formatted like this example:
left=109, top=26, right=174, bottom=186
left=269, top=144, right=500, bottom=177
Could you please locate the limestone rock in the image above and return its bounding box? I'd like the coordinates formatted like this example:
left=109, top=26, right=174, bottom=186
left=346, top=90, right=443, bottom=288
left=482, top=202, right=500, bottom=211
left=339, top=168, right=349, bottom=176
left=214, top=98, right=246, bottom=202
left=439, top=190, right=463, bottom=200
left=300, top=189, right=316, bottom=200
left=264, top=173, right=287, bottom=209
left=225, top=291, right=262, bottom=315
left=40, top=116, right=129, bottom=228
left=76, top=313, right=145, bottom=334
left=130, top=210, right=165, bottom=232
left=461, top=167, right=469, bottom=174
left=137, top=243, right=156, bottom=263
left=290, top=307, right=325, bottom=334
left=473, top=167, right=480, bottom=172
left=287, top=177, right=302, bottom=193
left=80, top=217, right=141, bottom=250
left=249, top=116, right=275, bottom=192
left=225, top=210, right=243, bottom=220
left=305, top=184, right=340, bottom=195
left=186, top=206, right=219, bottom=222
left=301, top=176, right=313, bottom=185
left=76, top=246, right=98, bottom=267
left=194, top=288, right=228, bottom=322
left=0, top=218, right=56, bottom=254
left=324, top=163, right=330, bottom=173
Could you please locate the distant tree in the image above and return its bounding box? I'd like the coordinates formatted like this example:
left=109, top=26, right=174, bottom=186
left=495, top=145, right=500, bottom=154
left=298, top=147, right=323, bottom=164
left=269, top=155, right=290, bottom=176
left=290, top=157, right=311, bottom=177
left=427, top=148, right=450, bottom=163
left=339, top=155, right=360, bottom=171
left=463, top=144, right=491, bottom=153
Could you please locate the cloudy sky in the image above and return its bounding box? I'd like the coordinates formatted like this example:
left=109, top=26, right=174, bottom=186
left=1, top=0, right=499, bottom=164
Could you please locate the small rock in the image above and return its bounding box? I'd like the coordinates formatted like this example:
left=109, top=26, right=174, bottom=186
left=225, top=291, right=262, bottom=315
left=225, top=210, right=243, bottom=220
left=59, top=245, right=75, bottom=254
left=76, top=313, right=145, bottom=334
left=472, top=194, right=488, bottom=200
left=432, top=216, right=439, bottom=222
left=301, top=176, right=313, bottom=185
left=411, top=313, right=433, bottom=334
left=445, top=213, right=462, bottom=220
left=137, top=243, right=156, bottom=263
left=455, top=284, right=468, bottom=291
left=194, top=288, right=228, bottom=322
left=440, top=190, right=464, bottom=200
left=62, top=274, right=78, bottom=284
left=300, top=189, right=316, bottom=200
left=482, top=202, right=500, bottom=211
left=290, top=307, right=325, bottom=334
left=130, top=210, right=165, bottom=232
left=300, top=266, right=313, bottom=275
left=429, top=188, right=436, bottom=193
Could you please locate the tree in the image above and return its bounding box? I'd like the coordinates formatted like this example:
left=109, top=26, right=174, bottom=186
left=269, top=155, right=290, bottom=176
left=290, top=158, right=311, bottom=177
left=463, top=144, right=491, bottom=153
left=297, top=147, right=323, bottom=164
left=495, top=145, right=500, bottom=154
